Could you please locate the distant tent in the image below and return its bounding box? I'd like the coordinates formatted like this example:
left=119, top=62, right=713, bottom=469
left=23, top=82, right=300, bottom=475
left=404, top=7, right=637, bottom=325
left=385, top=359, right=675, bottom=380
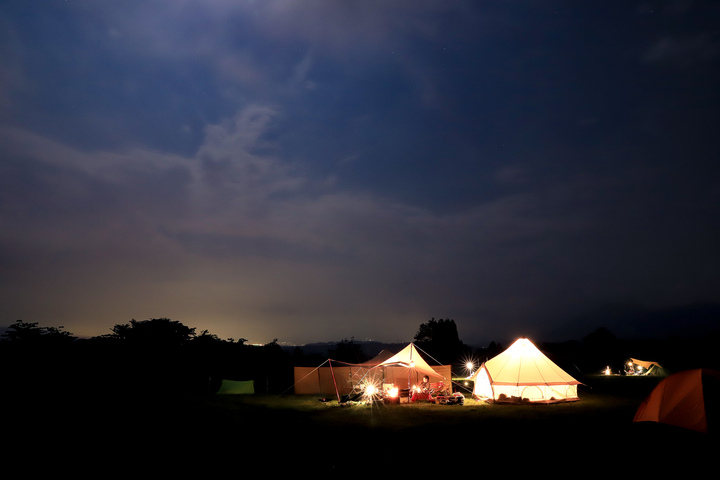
left=627, top=358, right=667, bottom=376
left=216, top=379, right=255, bottom=394
left=470, top=337, right=581, bottom=404
left=633, top=369, right=720, bottom=433
left=292, top=343, right=450, bottom=399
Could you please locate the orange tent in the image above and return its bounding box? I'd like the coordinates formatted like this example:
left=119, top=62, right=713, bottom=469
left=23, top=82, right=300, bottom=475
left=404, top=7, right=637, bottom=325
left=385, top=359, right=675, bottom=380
left=633, top=368, right=720, bottom=433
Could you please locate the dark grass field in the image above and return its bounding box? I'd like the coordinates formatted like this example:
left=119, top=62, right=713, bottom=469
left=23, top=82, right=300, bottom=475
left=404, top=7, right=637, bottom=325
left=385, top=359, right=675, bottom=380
left=194, top=375, right=717, bottom=475
left=9, top=374, right=717, bottom=475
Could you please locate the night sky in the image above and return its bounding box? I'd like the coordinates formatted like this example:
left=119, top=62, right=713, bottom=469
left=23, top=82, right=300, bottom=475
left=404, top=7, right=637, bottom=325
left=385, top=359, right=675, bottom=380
left=1, top=1, right=719, bottom=346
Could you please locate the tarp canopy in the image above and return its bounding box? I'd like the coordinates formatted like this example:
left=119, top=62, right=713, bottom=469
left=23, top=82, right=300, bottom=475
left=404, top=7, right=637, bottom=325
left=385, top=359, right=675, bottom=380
left=375, top=343, right=446, bottom=384
left=627, top=358, right=667, bottom=376
left=359, top=349, right=395, bottom=365
left=630, top=358, right=662, bottom=370
left=633, top=368, right=720, bottom=433
left=471, top=337, right=581, bottom=404
left=293, top=343, right=450, bottom=397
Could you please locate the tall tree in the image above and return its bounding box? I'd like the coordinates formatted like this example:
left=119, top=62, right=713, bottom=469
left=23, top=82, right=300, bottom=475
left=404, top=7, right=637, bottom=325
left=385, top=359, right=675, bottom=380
left=109, top=318, right=196, bottom=348
left=1, top=320, right=76, bottom=345
left=414, top=318, right=464, bottom=365
left=328, top=337, right=366, bottom=364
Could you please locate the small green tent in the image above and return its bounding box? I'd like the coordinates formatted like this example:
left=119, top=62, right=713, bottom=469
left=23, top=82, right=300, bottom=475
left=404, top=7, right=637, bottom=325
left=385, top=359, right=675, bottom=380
left=216, top=379, right=255, bottom=394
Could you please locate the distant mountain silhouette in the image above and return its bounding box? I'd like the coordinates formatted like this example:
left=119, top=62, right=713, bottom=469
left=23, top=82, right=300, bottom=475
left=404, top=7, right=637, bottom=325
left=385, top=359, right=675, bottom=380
left=548, top=302, right=720, bottom=341
left=282, top=340, right=409, bottom=360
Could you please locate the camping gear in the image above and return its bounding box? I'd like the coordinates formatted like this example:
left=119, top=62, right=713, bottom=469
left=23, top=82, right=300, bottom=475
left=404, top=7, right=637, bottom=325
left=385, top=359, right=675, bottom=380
left=436, top=392, right=465, bottom=405
left=633, top=368, right=720, bottom=433
left=470, top=337, right=581, bottom=403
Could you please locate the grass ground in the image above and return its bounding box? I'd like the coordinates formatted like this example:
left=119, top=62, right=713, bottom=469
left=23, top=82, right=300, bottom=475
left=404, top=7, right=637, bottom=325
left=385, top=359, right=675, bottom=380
left=179, top=375, right=716, bottom=474
left=11, top=374, right=716, bottom=475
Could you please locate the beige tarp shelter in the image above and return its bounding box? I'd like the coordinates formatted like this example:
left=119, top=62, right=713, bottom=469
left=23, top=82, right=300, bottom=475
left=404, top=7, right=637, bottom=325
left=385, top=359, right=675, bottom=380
left=376, top=343, right=448, bottom=388
left=470, top=337, right=581, bottom=404
left=627, top=358, right=667, bottom=376
left=293, top=343, right=450, bottom=399
left=633, top=368, right=720, bottom=433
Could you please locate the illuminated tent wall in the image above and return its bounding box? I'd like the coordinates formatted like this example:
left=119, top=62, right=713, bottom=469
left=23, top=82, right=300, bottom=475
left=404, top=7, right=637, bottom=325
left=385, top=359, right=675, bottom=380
left=471, top=338, right=581, bottom=404
left=293, top=363, right=373, bottom=396
left=293, top=349, right=392, bottom=396
left=633, top=368, right=720, bottom=433
left=293, top=343, right=450, bottom=396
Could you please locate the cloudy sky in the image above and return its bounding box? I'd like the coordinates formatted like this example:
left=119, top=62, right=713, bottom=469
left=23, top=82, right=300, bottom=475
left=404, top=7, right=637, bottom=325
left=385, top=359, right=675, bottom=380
left=1, top=1, right=719, bottom=346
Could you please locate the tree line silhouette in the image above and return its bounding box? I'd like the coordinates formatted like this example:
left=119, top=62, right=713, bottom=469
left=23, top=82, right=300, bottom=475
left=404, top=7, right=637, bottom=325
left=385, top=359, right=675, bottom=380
left=1, top=318, right=293, bottom=399
left=0, top=317, right=476, bottom=396
left=2, top=316, right=718, bottom=404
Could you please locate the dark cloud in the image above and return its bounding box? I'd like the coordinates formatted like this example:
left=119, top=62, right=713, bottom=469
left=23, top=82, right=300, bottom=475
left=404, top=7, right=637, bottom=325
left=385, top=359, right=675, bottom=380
left=1, top=1, right=719, bottom=345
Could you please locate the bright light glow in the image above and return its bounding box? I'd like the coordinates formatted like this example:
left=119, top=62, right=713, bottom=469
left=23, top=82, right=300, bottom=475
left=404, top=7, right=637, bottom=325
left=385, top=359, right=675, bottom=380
left=461, top=355, right=478, bottom=375
left=358, top=378, right=383, bottom=403
left=604, top=366, right=611, bottom=375
left=387, top=387, right=398, bottom=398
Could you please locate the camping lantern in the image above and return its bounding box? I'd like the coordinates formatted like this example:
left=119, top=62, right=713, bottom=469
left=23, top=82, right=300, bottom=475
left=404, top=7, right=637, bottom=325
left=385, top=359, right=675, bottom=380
left=384, top=386, right=400, bottom=404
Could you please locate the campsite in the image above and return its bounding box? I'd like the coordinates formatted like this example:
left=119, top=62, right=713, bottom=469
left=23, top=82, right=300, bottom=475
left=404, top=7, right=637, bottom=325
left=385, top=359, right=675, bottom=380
left=3, top=319, right=718, bottom=475
left=11, top=372, right=714, bottom=475
left=38, top=374, right=714, bottom=476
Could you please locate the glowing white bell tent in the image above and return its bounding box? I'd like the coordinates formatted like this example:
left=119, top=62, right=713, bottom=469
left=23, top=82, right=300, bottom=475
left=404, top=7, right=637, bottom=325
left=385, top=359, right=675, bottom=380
left=471, top=337, right=581, bottom=404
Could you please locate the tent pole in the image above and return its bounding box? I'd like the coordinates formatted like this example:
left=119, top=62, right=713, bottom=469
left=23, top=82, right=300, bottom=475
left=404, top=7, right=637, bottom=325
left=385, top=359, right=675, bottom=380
left=329, top=359, right=341, bottom=403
